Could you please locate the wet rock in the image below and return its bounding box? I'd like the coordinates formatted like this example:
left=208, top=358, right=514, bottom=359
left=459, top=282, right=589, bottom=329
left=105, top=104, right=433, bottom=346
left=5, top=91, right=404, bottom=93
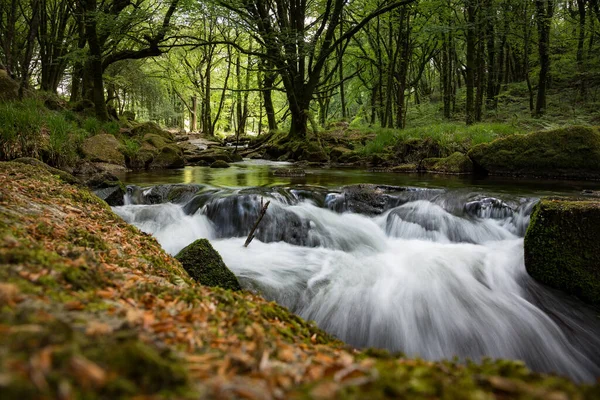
left=210, top=160, right=230, bottom=168
left=525, top=198, right=600, bottom=305
left=394, top=137, right=443, bottom=164
left=82, top=134, right=126, bottom=166
left=175, top=239, right=241, bottom=291
left=464, top=197, right=513, bottom=219
left=94, top=184, right=125, bottom=206
left=328, top=184, right=406, bottom=215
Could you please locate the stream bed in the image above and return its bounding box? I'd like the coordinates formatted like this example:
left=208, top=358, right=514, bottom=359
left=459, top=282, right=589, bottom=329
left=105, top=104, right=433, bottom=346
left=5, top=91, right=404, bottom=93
left=113, top=161, right=600, bottom=382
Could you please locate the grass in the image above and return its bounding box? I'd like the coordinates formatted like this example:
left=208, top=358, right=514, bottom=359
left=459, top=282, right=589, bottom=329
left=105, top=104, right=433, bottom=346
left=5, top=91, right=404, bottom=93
left=0, top=98, right=45, bottom=160
left=119, top=137, right=141, bottom=158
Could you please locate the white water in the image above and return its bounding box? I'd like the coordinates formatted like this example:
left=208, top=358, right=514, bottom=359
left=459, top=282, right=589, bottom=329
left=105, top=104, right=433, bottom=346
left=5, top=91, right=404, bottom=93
left=113, top=192, right=600, bottom=382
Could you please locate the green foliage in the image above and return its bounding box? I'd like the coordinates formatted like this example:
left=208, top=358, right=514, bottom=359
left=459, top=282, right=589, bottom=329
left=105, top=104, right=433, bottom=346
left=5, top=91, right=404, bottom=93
left=83, top=117, right=102, bottom=135
left=102, top=121, right=120, bottom=135
left=0, top=99, right=44, bottom=160
left=45, top=113, right=82, bottom=167
left=119, top=138, right=141, bottom=158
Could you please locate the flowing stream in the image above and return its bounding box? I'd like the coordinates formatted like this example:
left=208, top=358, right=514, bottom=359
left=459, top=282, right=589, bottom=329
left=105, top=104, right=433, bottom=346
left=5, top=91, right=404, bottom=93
left=112, top=162, right=600, bottom=382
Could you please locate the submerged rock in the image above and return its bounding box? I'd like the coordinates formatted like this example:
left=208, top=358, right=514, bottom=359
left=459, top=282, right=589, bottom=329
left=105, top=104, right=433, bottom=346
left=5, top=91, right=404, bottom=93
left=525, top=198, right=600, bottom=305
left=175, top=239, right=241, bottom=291
left=273, top=168, right=305, bottom=177
left=468, top=126, right=600, bottom=179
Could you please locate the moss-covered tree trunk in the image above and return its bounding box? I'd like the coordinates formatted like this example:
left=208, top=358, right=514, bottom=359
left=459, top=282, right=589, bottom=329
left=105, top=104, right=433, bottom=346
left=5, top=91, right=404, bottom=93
left=535, top=0, right=554, bottom=116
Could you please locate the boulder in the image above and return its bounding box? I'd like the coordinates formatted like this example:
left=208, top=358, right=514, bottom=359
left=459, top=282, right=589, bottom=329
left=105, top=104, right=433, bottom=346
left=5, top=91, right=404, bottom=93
left=149, top=145, right=185, bottom=169
left=0, top=69, right=19, bottom=101
left=71, top=99, right=95, bottom=113
left=210, top=160, right=230, bottom=168
left=175, top=239, right=241, bottom=291
left=421, top=152, right=474, bottom=174
left=121, top=110, right=135, bottom=121
left=394, top=137, right=443, bottom=163
left=93, top=184, right=126, bottom=206
left=82, top=134, right=126, bottom=166
left=329, top=146, right=352, bottom=162
left=524, top=198, right=600, bottom=305
left=132, top=122, right=173, bottom=141
left=468, top=126, right=600, bottom=179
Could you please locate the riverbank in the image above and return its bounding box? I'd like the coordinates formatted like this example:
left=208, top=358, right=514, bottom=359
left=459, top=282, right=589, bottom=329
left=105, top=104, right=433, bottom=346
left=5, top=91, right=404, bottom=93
left=1, top=161, right=598, bottom=398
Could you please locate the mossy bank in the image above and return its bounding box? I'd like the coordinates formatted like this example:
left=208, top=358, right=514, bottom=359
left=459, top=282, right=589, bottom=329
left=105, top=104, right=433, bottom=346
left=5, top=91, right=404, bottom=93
left=0, top=161, right=598, bottom=398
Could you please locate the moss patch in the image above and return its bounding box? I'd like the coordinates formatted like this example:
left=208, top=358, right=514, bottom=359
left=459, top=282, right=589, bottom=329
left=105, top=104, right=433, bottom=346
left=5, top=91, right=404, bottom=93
left=81, top=134, right=126, bottom=166
left=524, top=198, right=600, bottom=305
left=421, top=152, right=474, bottom=174
left=175, top=239, right=241, bottom=291
left=468, top=126, right=600, bottom=179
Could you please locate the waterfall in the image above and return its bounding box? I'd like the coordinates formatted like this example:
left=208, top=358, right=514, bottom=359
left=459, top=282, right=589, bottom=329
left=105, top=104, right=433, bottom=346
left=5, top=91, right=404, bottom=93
left=113, top=184, right=600, bottom=382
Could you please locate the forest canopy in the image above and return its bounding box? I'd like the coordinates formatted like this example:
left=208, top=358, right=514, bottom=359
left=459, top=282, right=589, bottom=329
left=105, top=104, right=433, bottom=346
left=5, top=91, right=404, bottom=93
left=1, top=0, right=599, bottom=138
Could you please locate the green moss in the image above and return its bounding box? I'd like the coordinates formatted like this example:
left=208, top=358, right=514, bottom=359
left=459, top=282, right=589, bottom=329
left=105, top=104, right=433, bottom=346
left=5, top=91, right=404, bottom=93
left=175, top=239, right=241, bottom=291
left=524, top=198, right=600, bottom=305
left=67, top=227, right=108, bottom=251
left=142, top=133, right=168, bottom=149
left=81, top=134, right=126, bottom=166
left=210, top=160, right=230, bottom=168
left=391, top=163, right=418, bottom=172
left=149, top=145, right=184, bottom=169
left=421, top=152, right=474, bottom=174
left=468, top=126, right=600, bottom=178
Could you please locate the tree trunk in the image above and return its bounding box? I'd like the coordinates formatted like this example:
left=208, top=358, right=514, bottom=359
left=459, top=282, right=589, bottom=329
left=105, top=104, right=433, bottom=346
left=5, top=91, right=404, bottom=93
left=577, top=0, right=587, bottom=100
left=19, top=0, right=41, bottom=98
left=83, top=0, right=109, bottom=121
left=465, top=0, right=476, bottom=125
left=485, top=0, right=497, bottom=109
left=191, top=96, right=198, bottom=132
left=535, top=0, right=553, bottom=116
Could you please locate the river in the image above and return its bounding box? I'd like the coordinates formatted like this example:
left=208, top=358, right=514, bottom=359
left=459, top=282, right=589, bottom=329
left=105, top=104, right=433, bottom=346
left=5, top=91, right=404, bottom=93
left=112, top=160, right=600, bottom=382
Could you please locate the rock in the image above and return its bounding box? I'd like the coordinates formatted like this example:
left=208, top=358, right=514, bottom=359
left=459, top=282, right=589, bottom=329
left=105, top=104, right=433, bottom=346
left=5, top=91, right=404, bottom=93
left=93, top=184, right=125, bottom=206
left=175, top=239, right=241, bottom=291
left=328, top=184, right=403, bottom=215
left=71, top=99, right=95, bottom=112
left=329, top=146, right=352, bottom=162
left=524, top=198, right=600, bottom=305
left=273, top=168, right=306, bottom=177
left=0, top=69, right=19, bottom=101
left=394, top=137, right=443, bottom=163
left=132, top=122, right=173, bottom=141
left=210, top=160, right=230, bottom=168
left=82, top=134, right=126, bottom=166
left=191, top=149, right=237, bottom=164
left=12, top=157, right=80, bottom=184
left=391, top=164, right=418, bottom=173
left=468, top=126, right=600, bottom=179
left=83, top=171, right=120, bottom=189
left=142, top=133, right=169, bottom=149
left=301, top=142, right=328, bottom=163
left=149, top=145, right=184, bottom=169
left=421, top=152, right=473, bottom=174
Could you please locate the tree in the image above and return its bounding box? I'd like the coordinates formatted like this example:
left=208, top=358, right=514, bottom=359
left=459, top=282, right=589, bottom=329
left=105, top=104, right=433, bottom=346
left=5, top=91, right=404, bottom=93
left=535, top=0, right=554, bottom=116
left=217, top=0, right=417, bottom=139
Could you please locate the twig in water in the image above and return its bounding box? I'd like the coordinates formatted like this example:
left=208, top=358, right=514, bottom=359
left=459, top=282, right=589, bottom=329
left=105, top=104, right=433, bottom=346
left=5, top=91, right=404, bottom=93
left=244, top=197, right=270, bottom=247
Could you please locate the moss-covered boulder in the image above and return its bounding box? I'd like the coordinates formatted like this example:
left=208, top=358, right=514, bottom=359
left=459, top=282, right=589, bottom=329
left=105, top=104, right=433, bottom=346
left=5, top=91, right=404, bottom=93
left=210, top=160, right=230, bottom=168
left=329, top=146, right=353, bottom=162
left=0, top=68, right=19, bottom=101
left=524, top=198, right=600, bottom=305
left=394, top=137, right=443, bottom=163
left=132, top=121, right=173, bottom=141
left=175, top=239, right=241, bottom=290
left=148, top=145, right=184, bottom=169
left=468, top=126, right=600, bottom=179
left=421, top=152, right=474, bottom=174
left=82, top=134, right=126, bottom=166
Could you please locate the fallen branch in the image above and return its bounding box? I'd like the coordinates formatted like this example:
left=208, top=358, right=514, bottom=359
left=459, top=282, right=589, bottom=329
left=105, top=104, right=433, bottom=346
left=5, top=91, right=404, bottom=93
left=244, top=197, right=270, bottom=248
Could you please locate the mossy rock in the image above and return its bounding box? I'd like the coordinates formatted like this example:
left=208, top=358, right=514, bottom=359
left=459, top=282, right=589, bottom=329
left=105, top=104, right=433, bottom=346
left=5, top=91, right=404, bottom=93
left=121, top=110, right=135, bottom=121
left=273, top=168, right=306, bottom=177
left=82, top=134, right=126, bottom=166
left=524, top=198, right=600, bottom=305
left=132, top=122, right=173, bottom=141
left=148, top=145, right=184, bottom=169
left=394, top=137, right=444, bottom=163
left=421, top=152, right=474, bottom=174
left=142, top=133, right=168, bottom=150
left=468, top=126, right=600, bottom=179
left=329, top=146, right=352, bottom=162
left=12, top=157, right=80, bottom=184
left=71, top=99, right=95, bottom=112
left=391, top=163, right=418, bottom=172
left=193, top=149, right=236, bottom=164
left=175, top=239, right=241, bottom=291
left=0, top=69, right=19, bottom=101
left=210, top=160, right=230, bottom=168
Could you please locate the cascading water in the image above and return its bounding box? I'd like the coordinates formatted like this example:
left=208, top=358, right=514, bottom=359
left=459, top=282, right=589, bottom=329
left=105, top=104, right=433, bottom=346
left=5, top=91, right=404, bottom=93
left=113, top=183, right=600, bottom=382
